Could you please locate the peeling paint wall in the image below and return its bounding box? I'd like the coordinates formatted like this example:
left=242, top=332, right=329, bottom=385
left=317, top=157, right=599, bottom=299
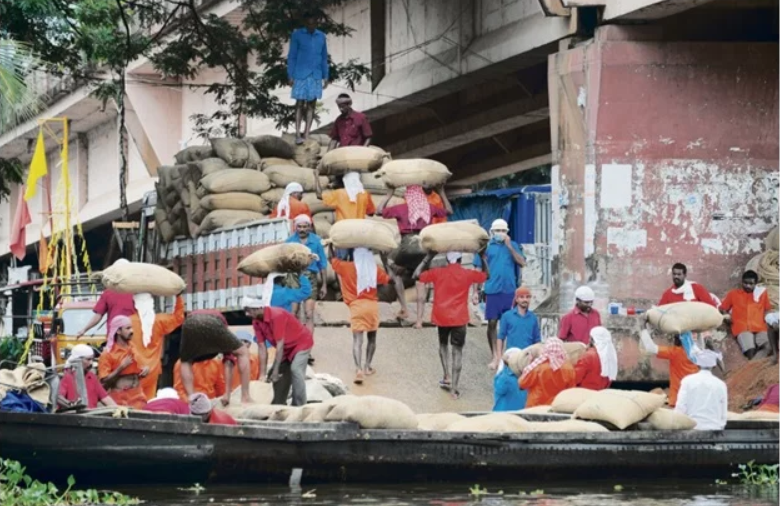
left=550, top=26, right=779, bottom=305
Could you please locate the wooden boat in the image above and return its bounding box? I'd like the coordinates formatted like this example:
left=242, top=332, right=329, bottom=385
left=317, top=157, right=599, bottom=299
left=0, top=410, right=776, bottom=485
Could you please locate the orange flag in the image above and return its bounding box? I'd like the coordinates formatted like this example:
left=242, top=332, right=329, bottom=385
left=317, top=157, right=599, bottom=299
left=10, top=189, right=31, bottom=260
left=38, top=233, right=49, bottom=274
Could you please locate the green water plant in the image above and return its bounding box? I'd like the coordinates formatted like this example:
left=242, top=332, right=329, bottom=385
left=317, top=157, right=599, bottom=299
left=732, top=461, right=779, bottom=486
left=0, top=458, right=140, bottom=505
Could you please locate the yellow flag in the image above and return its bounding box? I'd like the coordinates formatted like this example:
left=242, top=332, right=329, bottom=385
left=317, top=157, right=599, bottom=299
left=24, top=129, right=48, bottom=201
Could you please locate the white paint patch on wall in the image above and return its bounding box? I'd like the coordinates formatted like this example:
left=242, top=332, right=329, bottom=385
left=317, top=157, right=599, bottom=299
left=584, top=164, right=596, bottom=257
left=700, top=238, right=724, bottom=254
left=551, top=164, right=562, bottom=255
left=600, top=163, right=632, bottom=209
left=607, top=227, right=647, bottom=253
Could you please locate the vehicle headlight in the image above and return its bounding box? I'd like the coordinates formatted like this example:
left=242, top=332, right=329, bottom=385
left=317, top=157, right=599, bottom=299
left=60, top=348, right=70, bottom=359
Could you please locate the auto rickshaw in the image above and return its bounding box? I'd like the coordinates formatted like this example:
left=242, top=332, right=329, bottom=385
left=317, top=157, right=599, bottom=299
left=48, top=293, right=107, bottom=366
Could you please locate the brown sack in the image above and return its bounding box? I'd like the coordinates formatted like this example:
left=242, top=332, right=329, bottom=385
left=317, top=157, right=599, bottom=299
left=270, top=406, right=305, bottom=422
left=416, top=413, right=466, bottom=431
left=517, top=405, right=552, bottom=415
left=420, top=222, right=489, bottom=253
left=237, top=243, right=312, bottom=277
left=445, top=413, right=529, bottom=433
left=319, top=146, right=388, bottom=176
left=765, top=226, right=779, bottom=251
left=551, top=388, right=600, bottom=414
left=174, top=145, right=214, bottom=164
left=324, top=395, right=418, bottom=429
left=292, top=138, right=322, bottom=168
left=248, top=135, right=296, bottom=159
left=736, top=410, right=780, bottom=421
left=329, top=219, right=400, bottom=253
left=507, top=342, right=587, bottom=376
left=210, top=138, right=262, bottom=168
left=260, top=188, right=285, bottom=205
left=646, top=408, right=697, bottom=430
left=524, top=420, right=609, bottom=433
left=574, top=389, right=666, bottom=430
left=375, top=159, right=451, bottom=188
left=102, top=262, right=185, bottom=296
left=237, top=403, right=285, bottom=421
left=302, top=192, right=332, bottom=215
left=369, top=193, right=405, bottom=210
left=646, top=301, right=724, bottom=334
left=263, top=165, right=328, bottom=192
left=201, top=169, right=272, bottom=195
left=313, top=215, right=332, bottom=239
left=198, top=210, right=265, bottom=235
left=191, top=158, right=229, bottom=176
left=260, top=157, right=299, bottom=170
left=200, top=192, right=270, bottom=214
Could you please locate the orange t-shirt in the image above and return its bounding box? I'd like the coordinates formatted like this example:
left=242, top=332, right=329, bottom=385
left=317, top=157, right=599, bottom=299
left=322, top=189, right=376, bottom=221
left=426, top=192, right=447, bottom=224
left=330, top=258, right=391, bottom=304
left=657, top=345, right=699, bottom=407
left=230, top=353, right=261, bottom=391
left=269, top=198, right=312, bottom=221
left=173, top=358, right=226, bottom=401
left=519, top=362, right=576, bottom=408
left=130, top=296, right=185, bottom=377
left=720, top=288, right=771, bottom=336
left=98, top=343, right=143, bottom=380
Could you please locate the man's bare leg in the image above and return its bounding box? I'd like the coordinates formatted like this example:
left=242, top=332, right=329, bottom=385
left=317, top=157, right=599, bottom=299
left=414, top=281, right=426, bottom=329
left=451, top=345, right=464, bottom=399
left=438, top=339, right=450, bottom=387
left=304, top=100, right=315, bottom=139
left=304, top=299, right=316, bottom=334
left=487, top=320, right=499, bottom=370
left=295, top=100, right=304, bottom=141
left=365, top=331, right=377, bottom=375
left=352, top=331, right=364, bottom=384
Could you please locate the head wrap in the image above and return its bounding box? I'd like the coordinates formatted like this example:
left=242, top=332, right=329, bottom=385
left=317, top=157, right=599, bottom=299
left=496, top=347, right=521, bottom=377
left=132, top=293, right=155, bottom=348
left=151, top=387, right=179, bottom=402
left=490, top=219, right=508, bottom=231
left=261, top=273, right=283, bottom=310
left=515, top=286, right=531, bottom=297
left=342, top=172, right=364, bottom=203
left=189, top=393, right=213, bottom=416
left=446, top=252, right=462, bottom=264
left=354, top=247, right=378, bottom=295
left=113, top=258, right=130, bottom=267
left=276, top=182, right=304, bottom=219
left=693, top=349, right=722, bottom=369
left=521, top=337, right=567, bottom=379
left=67, top=344, right=94, bottom=365
left=405, top=185, right=431, bottom=225
left=242, top=296, right=265, bottom=309
left=574, top=286, right=595, bottom=302
left=108, top=315, right=133, bottom=350
left=294, top=214, right=312, bottom=226
left=235, top=330, right=256, bottom=343
left=590, top=326, right=618, bottom=381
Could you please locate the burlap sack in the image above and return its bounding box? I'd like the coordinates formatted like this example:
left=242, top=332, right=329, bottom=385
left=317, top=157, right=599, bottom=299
left=646, top=408, right=697, bottom=430
left=260, top=188, right=285, bottom=205
left=319, top=146, right=388, bottom=176
left=263, top=165, right=328, bottom=192
left=155, top=209, right=175, bottom=244
left=261, top=157, right=299, bottom=170
left=758, top=250, right=779, bottom=310
left=445, top=413, right=529, bottom=433
left=187, top=180, right=208, bottom=228
left=574, top=389, right=666, bottom=430
left=281, top=132, right=331, bottom=148
left=292, top=139, right=321, bottom=168
left=370, top=193, right=405, bottom=210
left=551, top=388, right=600, bottom=414
left=270, top=406, right=305, bottom=422
left=313, top=215, right=332, bottom=239
left=525, top=420, right=609, bottom=433
left=416, top=413, right=466, bottom=431
left=249, top=135, right=296, bottom=159
left=198, top=210, right=265, bottom=235
left=301, top=401, right=338, bottom=422
left=200, top=192, right=269, bottom=214
left=191, top=157, right=229, bottom=176
left=237, top=243, right=312, bottom=277
left=375, top=159, right=451, bottom=188
left=174, top=145, right=214, bottom=164
left=746, top=252, right=764, bottom=274
left=302, top=192, right=331, bottom=215
left=102, top=262, right=185, bottom=296
left=420, top=222, right=489, bottom=253
left=210, top=138, right=262, bottom=168
left=765, top=226, right=779, bottom=251
left=324, top=395, right=417, bottom=429
left=201, top=169, right=272, bottom=195
left=228, top=380, right=274, bottom=406
left=329, top=219, right=400, bottom=253
left=236, top=403, right=284, bottom=421
left=517, top=405, right=552, bottom=414
left=736, top=410, right=780, bottom=421
left=647, top=302, right=724, bottom=334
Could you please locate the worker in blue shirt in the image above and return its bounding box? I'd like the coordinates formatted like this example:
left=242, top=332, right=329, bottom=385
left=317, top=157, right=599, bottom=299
left=493, top=348, right=527, bottom=411
left=269, top=274, right=312, bottom=313
left=473, top=218, right=526, bottom=370
left=286, top=214, right=328, bottom=333
left=287, top=11, right=330, bottom=144
left=497, top=287, right=541, bottom=358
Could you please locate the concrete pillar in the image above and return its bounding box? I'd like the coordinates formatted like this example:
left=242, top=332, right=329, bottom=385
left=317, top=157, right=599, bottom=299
left=549, top=26, right=779, bottom=305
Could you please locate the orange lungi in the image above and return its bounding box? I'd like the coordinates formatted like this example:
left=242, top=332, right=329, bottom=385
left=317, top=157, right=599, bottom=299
left=108, top=387, right=147, bottom=409
left=348, top=299, right=380, bottom=332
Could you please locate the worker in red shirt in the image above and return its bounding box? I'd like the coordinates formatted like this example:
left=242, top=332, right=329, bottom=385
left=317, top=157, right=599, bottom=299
left=327, top=93, right=372, bottom=149
left=189, top=392, right=237, bottom=425
left=244, top=298, right=313, bottom=406
left=57, top=344, right=116, bottom=411
left=558, top=286, right=602, bottom=345
left=414, top=250, right=489, bottom=399
left=144, top=387, right=190, bottom=415
left=659, top=263, right=716, bottom=306
left=574, top=326, right=618, bottom=391
left=720, top=270, right=773, bottom=360
left=76, top=260, right=135, bottom=343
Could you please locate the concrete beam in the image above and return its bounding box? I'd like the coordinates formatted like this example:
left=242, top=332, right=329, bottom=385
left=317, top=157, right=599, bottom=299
left=450, top=153, right=553, bottom=186
left=603, top=0, right=716, bottom=21
left=538, top=0, right=571, bottom=16
left=125, top=95, right=161, bottom=177
left=562, top=0, right=604, bottom=6
left=385, top=94, right=549, bottom=159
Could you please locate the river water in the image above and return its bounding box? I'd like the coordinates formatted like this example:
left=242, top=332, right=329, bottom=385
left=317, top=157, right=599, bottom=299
left=126, top=481, right=779, bottom=505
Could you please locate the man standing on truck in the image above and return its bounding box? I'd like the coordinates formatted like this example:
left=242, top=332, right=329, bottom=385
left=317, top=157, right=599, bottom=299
left=326, top=93, right=372, bottom=150
left=285, top=214, right=328, bottom=332
left=76, top=258, right=135, bottom=345
left=98, top=316, right=148, bottom=409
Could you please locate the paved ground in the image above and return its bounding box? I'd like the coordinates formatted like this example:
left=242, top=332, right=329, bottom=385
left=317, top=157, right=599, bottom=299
left=308, top=325, right=495, bottom=414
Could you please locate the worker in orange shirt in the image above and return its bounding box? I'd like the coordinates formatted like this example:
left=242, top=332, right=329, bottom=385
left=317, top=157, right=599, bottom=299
left=639, top=323, right=699, bottom=407
left=269, top=182, right=312, bottom=222
left=98, top=315, right=148, bottom=409
left=518, top=337, right=576, bottom=407
left=315, top=171, right=376, bottom=221
left=173, top=357, right=226, bottom=401
left=424, top=186, right=447, bottom=225
left=128, top=293, right=185, bottom=400
left=720, top=270, right=774, bottom=360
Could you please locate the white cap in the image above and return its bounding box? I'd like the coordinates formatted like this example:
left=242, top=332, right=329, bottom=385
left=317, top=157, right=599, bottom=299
left=242, top=296, right=265, bottom=309
left=67, top=344, right=94, bottom=364
left=575, top=286, right=595, bottom=302
left=490, top=219, right=509, bottom=231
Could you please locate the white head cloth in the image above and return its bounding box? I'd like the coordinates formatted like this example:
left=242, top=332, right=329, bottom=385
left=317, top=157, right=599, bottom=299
left=277, top=182, right=304, bottom=218
left=446, top=252, right=462, bottom=264
left=294, top=214, right=312, bottom=226
left=133, top=293, right=155, bottom=348
left=589, top=326, right=618, bottom=381
left=694, top=349, right=722, bottom=369
left=343, top=172, right=364, bottom=203
left=261, top=273, right=283, bottom=309
left=354, top=247, right=377, bottom=295
left=67, top=344, right=94, bottom=365
left=242, top=296, right=265, bottom=309
left=575, top=286, right=595, bottom=302
left=151, top=387, right=179, bottom=402
left=497, top=347, right=521, bottom=377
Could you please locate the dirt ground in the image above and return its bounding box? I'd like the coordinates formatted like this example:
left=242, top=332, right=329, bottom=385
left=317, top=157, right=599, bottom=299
left=724, top=356, right=779, bottom=411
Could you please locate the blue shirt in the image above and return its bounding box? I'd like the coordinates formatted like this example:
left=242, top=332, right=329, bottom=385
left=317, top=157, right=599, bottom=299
left=287, top=28, right=329, bottom=80
left=473, top=239, right=524, bottom=294
left=270, top=275, right=312, bottom=313
left=286, top=232, right=328, bottom=273
left=493, top=367, right=527, bottom=411
left=498, top=308, right=541, bottom=349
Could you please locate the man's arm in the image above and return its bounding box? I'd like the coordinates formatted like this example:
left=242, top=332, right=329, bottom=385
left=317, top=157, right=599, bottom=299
left=639, top=328, right=660, bottom=355
left=155, top=295, right=186, bottom=336
left=100, top=358, right=131, bottom=388
left=438, top=186, right=453, bottom=215
left=270, top=339, right=286, bottom=380
left=376, top=188, right=396, bottom=214
left=693, top=283, right=717, bottom=307
left=258, top=343, right=268, bottom=380
left=412, top=252, right=436, bottom=281
left=504, top=237, right=526, bottom=267
left=557, top=314, right=571, bottom=340
left=361, top=116, right=373, bottom=147
left=294, top=274, right=313, bottom=303
left=314, top=167, right=325, bottom=199
left=77, top=312, right=104, bottom=338
left=287, top=31, right=297, bottom=83
left=321, top=34, right=329, bottom=83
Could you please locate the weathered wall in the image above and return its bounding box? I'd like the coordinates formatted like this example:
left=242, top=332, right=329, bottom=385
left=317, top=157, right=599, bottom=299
left=550, top=26, right=779, bottom=304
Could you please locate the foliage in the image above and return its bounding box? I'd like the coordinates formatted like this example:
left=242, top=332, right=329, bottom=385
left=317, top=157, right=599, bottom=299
left=732, top=461, right=779, bottom=486
left=472, top=164, right=551, bottom=192
left=0, top=158, right=25, bottom=203
left=0, top=39, right=46, bottom=135
left=0, top=458, right=140, bottom=505
left=0, top=337, right=24, bottom=369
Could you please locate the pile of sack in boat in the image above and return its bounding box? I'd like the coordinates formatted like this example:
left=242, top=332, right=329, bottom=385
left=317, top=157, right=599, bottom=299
left=745, top=225, right=779, bottom=310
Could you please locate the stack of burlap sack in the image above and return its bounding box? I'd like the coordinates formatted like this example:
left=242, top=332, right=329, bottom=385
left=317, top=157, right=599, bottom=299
left=746, top=225, right=779, bottom=310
